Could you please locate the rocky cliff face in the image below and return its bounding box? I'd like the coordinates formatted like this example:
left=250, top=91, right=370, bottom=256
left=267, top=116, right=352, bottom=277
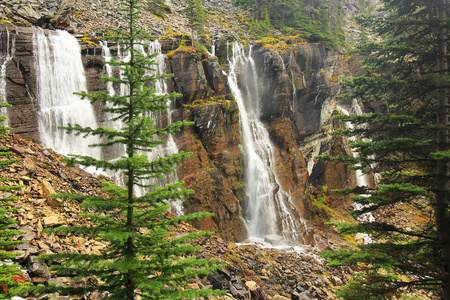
left=0, top=0, right=364, bottom=242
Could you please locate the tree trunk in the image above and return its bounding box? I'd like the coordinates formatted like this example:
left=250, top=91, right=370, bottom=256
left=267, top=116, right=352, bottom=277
left=436, top=0, right=450, bottom=298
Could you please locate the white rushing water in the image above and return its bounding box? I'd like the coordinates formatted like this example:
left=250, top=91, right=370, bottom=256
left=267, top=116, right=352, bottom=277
left=289, top=53, right=297, bottom=111
left=0, top=27, right=16, bottom=123
left=337, top=101, right=374, bottom=244
left=33, top=34, right=183, bottom=214
left=33, top=29, right=101, bottom=160
left=337, top=100, right=372, bottom=191
left=206, top=39, right=216, bottom=57
left=228, top=42, right=304, bottom=243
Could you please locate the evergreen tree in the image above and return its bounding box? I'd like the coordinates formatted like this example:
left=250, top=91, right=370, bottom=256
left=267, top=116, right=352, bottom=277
left=233, top=0, right=342, bottom=48
left=184, top=0, right=206, bottom=47
left=319, top=0, right=449, bottom=298
left=34, top=0, right=222, bottom=299
left=0, top=104, right=27, bottom=298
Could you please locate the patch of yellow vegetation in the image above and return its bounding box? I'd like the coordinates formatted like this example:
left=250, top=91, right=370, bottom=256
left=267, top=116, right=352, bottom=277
left=254, top=36, right=303, bottom=54
left=82, top=34, right=97, bottom=46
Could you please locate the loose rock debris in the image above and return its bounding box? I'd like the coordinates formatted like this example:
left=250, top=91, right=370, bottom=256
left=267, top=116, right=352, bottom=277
left=1, top=134, right=349, bottom=299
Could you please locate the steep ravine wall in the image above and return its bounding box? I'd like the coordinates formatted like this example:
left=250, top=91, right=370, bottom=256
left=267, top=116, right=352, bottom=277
left=1, top=23, right=359, bottom=242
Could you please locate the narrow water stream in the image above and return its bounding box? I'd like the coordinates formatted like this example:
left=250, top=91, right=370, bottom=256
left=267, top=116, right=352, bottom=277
left=1, top=27, right=15, bottom=124
left=227, top=42, right=304, bottom=243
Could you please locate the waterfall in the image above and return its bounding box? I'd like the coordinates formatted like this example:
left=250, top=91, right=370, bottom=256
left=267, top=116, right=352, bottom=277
left=207, top=39, right=216, bottom=57
left=290, top=54, right=297, bottom=111
left=337, top=100, right=372, bottom=189
left=0, top=27, right=15, bottom=123
left=227, top=42, right=304, bottom=243
left=32, top=29, right=101, bottom=160
left=32, top=34, right=183, bottom=214
left=101, top=40, right=183, bottom=215
left=337, top=101, right=375, bottom=244
left=142, top=40, right=183, bottom=215
left=99, top=41, right=115, bottom=96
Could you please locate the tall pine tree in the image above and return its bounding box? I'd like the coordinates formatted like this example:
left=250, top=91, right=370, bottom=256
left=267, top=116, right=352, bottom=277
left=184, top=0, right=206, bottom=47
left=34, top=0, right=222, bottom=299
left=319, top=0, right=450, bottom=298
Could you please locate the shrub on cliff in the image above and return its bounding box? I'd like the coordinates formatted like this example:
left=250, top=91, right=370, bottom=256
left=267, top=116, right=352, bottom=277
left=33, top=0, right=222, bottom=299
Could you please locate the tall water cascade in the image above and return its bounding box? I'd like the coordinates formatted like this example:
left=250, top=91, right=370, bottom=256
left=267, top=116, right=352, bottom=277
left=227, top=42, right=304, bottom=243
left=32, top=33, right=183, bottom=214
left=337, top=100, right=375, bottom=244
left=32, top=29, right=101, bottom=160
left=0, top=27, right=15, bottom=122
left=337, top=100, right=372, bottom=190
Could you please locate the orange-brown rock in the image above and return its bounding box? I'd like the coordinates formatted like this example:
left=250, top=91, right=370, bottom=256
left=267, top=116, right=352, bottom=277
left=268, top=118, right=309, bottom=222
left=177, top=99, right=246, bottom=242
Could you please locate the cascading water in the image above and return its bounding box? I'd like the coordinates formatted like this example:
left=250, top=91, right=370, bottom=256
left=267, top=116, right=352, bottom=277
left=99, top=41, right=115, bottom=97
left=207, top=39, right=216, bottom=57
left=289, top=53, right=297, bottom=111
left=337, top=101, right=374, bottom=243
left=140, top=40, right=183, bottom=215
left=33, top=34, right=183, bottom=214
left=101, top=40, right=183, bottom=215
left=227, top=42, right=304, bottom=243
left=337, top=100, right=372, bottom=190
left=32, top=29, right=101, bottom=160
left=0, top=27, right=15, bottom=122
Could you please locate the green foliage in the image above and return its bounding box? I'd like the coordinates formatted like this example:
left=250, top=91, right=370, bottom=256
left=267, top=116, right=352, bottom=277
left=184, top=0, right=206, bottom=47
left=34, top=1, right=223, bottom=299
left=248, top=11, right=272, bottom=40
left=233, top=0, right=344, bottom=48
left=0, top=103, right=28, bottom=298
left=319, top=0, right=450, bottom=298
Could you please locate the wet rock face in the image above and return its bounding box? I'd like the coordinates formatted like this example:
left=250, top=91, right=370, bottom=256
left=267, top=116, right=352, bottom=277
left=170, top=49, right=229, bottom=104
left=171, top=49, right=211, bottom=104
left=1, top=25, right=40, bottom=142
left=253, top=43, right=332, bottom=138
left=253, top=47, right=292, bottom=123
left=291, top=44, right=332, bottom=137
left=267, top=118, right=309, bottom=219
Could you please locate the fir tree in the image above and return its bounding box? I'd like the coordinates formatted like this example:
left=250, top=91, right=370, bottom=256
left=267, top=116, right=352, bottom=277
left=319, top=0, right=449, bottom=298
left=0, top=103, right=27, bottom=298
left=34, top=0, right=222, bottom=299
left=184, top=0, right=206, bottom=47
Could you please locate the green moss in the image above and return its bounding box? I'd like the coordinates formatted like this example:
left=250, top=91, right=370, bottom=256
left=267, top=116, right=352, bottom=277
left=184, top=96, right=232, bottom=111
left=307, top=184, right=354, bottom=222
left=167, top=44, right=201, bottom=59
left=254, top=36, right=304, bottom=53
